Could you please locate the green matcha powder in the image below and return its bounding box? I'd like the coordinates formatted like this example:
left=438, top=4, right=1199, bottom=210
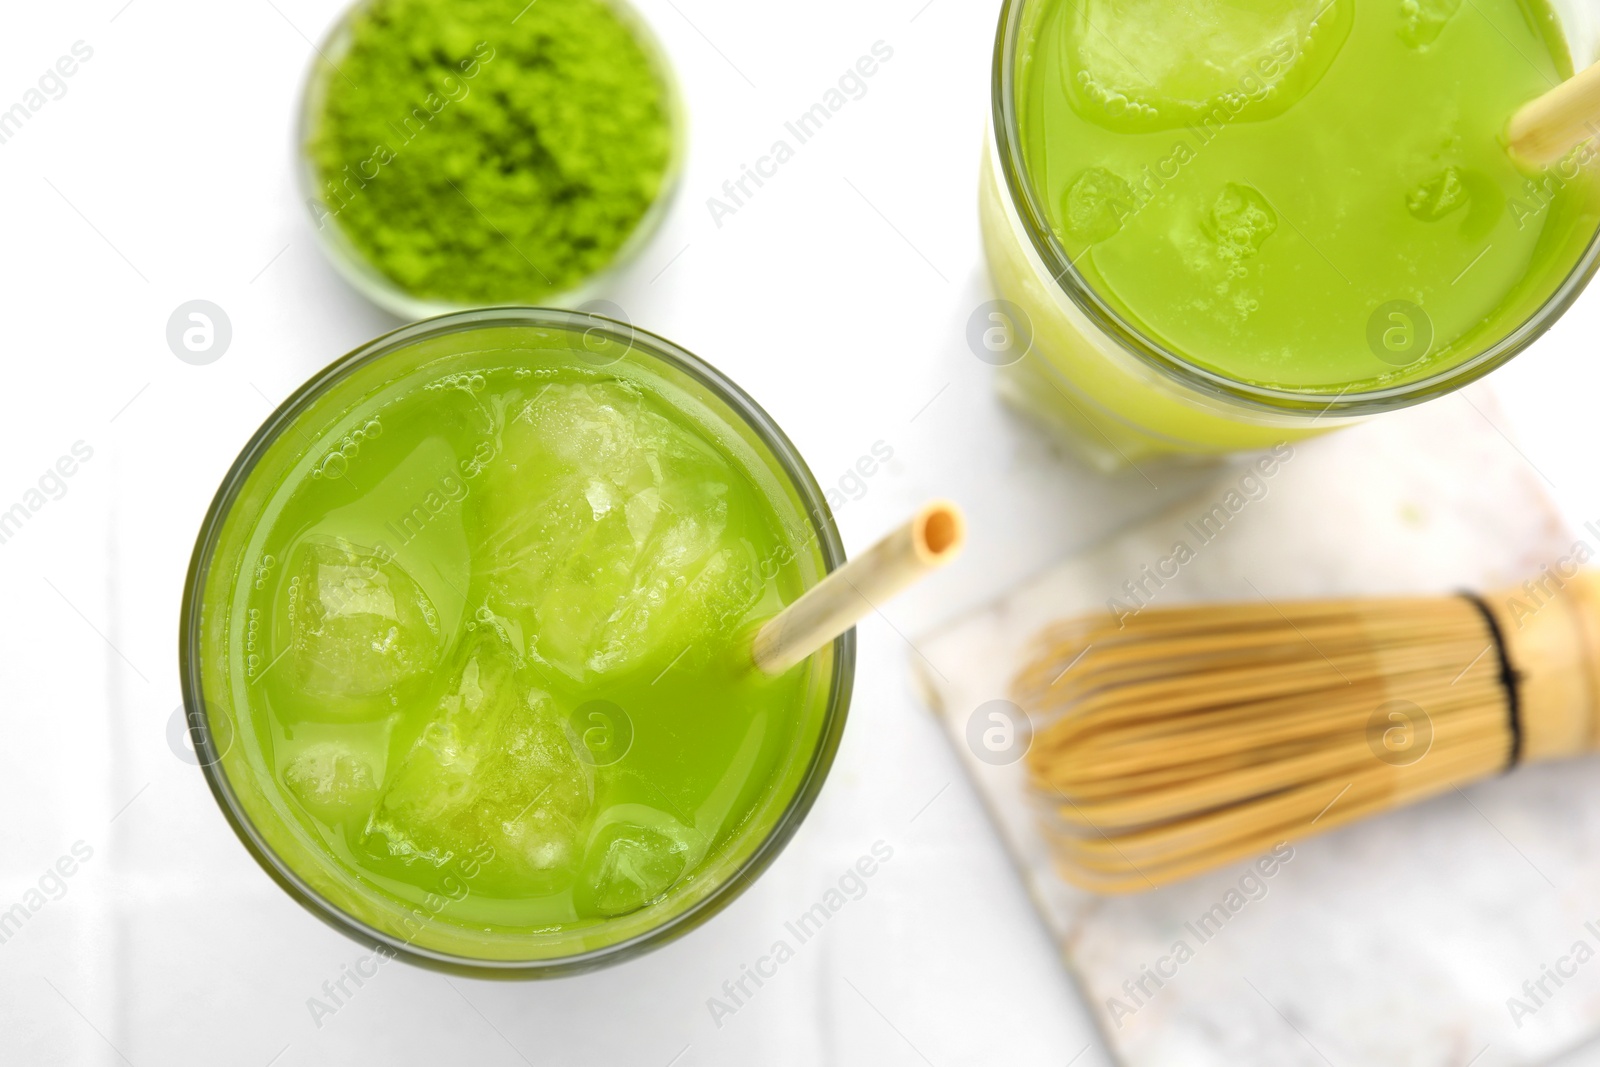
left=309, top=0, right=675, bottom=305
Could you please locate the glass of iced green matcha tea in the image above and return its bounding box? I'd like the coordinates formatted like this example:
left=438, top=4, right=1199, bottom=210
left=982, top=0, right=1600, bottom=469
left=180, top=309, right=852, bottom=974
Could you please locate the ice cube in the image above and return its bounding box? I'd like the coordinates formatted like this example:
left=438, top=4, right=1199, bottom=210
left=576, top=805, right=707, bottom=918
left=312, top=435, right=474, bottom=644
left=274, top=539, right=444, bottom=720
left=1205, top=183, right=1278, bottom=260
left=587, top=519, right=760, bottom=677
left=283, top=742, right=379, bottom=824
left=472, top=382, right=761, bottom=680
left=1063, top=167, right=1136, bottom=243
left=1062, top=0, right=1351, bottom=131
left=364, top=635, right=593, bottom=893
left=1407, top=167, right=1470, bottom=221
left=1400, top=0, right=1461, bottom=48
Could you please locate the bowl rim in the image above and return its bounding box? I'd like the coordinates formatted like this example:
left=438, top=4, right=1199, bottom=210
left=178, top=306, right=857, bottom=977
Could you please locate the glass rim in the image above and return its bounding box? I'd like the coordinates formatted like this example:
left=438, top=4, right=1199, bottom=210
left=178, top=306, right=856, bottom=977
left=989, top=0, right=1600, bottom=417
left=294, top=0, right=688, bottom=319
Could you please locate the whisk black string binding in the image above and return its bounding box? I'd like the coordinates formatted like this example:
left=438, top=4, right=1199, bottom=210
left=1461, top=592, right=1525, bottom=769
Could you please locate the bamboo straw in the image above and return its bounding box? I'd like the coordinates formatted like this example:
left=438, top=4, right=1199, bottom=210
left=752, top=500, right=966, bottom=675
left=1015, top=571, right=1600, bottom=893
left=1509, top=59, right=1600, bottom=166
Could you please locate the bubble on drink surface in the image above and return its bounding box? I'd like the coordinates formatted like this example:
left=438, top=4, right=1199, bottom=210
left=1205, top=183, right=1278, bottom=261
left=576, top=806, right=707, bottom=918
left=1061, top=0, right=1351, bottom=132
left=1399, top=0, right=1462, bottom=48
left=364, top=635, right=594, bottom=893
left=1407, top=166, right=1471, bottom=222
left=274, top=540, right=445, bottom=720
left=283, top=742, right=380, bottom=823
left=1063, top=167, right=1135, bottom=243
left=471, top=381, right=762, bottom=682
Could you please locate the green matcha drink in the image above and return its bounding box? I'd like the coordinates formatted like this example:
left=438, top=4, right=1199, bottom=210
left=982, top=0, right=1600, bottom=465
left=182, top=311, right=849, bottom=970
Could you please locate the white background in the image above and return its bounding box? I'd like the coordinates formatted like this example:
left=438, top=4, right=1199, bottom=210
left=2, top=0, right=1600, bottom=1064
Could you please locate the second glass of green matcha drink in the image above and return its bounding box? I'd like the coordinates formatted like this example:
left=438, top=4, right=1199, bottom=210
left=182, top=311, right=852, bottom=973
left=983, top=0, right=1600, bottom=468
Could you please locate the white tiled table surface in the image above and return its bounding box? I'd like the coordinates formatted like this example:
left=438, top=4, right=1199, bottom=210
left=3, top=1, right=1600, bottom=1064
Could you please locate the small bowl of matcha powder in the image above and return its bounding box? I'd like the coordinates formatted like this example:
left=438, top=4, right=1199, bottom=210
left=300, top=0, right=681, bottom=315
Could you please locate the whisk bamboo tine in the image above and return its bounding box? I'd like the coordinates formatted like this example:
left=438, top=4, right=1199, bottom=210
left=1054, top=744, right=1498, bottom=878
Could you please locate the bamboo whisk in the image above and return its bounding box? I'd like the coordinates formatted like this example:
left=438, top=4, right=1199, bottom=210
left=1015, top=572, right=1600, bottom=893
